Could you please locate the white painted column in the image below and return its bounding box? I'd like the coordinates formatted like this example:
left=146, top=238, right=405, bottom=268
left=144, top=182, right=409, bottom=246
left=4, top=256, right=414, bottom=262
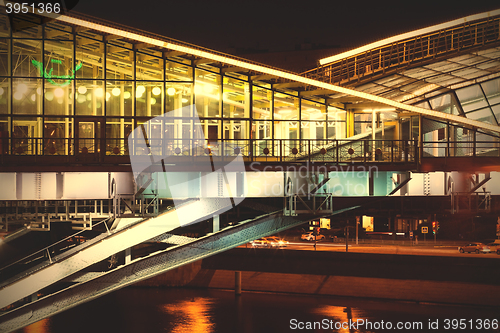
left=372, top=109, right=376, bottom=161
left=213, top=215, right=219, bottom=233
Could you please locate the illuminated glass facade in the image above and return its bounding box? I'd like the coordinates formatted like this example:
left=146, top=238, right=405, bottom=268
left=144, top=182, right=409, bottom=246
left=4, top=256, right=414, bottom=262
left=0, top=13, right=347, bottom=161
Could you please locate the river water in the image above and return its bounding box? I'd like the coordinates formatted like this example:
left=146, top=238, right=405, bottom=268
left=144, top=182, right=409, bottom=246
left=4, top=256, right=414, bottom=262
left=14, top=287, right=500, bottom=333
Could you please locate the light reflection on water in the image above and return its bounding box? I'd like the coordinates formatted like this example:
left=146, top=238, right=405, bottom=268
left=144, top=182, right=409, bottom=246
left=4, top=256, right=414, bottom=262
left=160, top=297, right=215, bottom=333
left=14, top=287, right=500, bottom=333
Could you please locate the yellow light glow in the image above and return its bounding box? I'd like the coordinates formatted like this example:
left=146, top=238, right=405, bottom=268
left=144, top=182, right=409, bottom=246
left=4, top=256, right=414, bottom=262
left=57, top=98, right=63, bottom=104
left=167, top=87, right=176, bottom=96
left=203, top=84, right=213, bottom=94
left=54, top=88, right=64, bottom=98
left=150, top=97, right=156, bottom=105
left=17, top=83, right=28, bottom=94
left=30, top=94, right=36, bottom=102
left=77, top=94, right=86, bottom=103
left=136, top=85, right=145, bottom=95
left=0, top=87, right=4, bottom=96
left=124, top=91, right=131, bottom=99
left=78, top=86, right=87, bottom=94
left=182, top=98, right=188, bottom=103
left=13, top=91, right=23, bottom=100
left=36, top=87, right=42, bottom=95
left=112, top=87, right=121, bottom=96
left=136, top=92, right=143, bottom=99
left=86, top=93, right=92, bottom=101
left=152, top=87, right=161, bottom=95
left=95, top=87, right=104, bottom=98
left=106, top=92, right=111, bottom=100
left=194, top=85, right=202, bottom=94
left=45, top=91, right=54, bottom=101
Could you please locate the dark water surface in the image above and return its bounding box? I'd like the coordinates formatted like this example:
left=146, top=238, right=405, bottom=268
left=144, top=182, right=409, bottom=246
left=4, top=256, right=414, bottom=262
left=15, top=287, right=500, bottom=333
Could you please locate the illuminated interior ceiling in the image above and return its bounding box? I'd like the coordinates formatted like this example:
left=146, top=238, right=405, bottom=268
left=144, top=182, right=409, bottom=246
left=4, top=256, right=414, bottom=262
left=25, top=9, right=500, bottom=133
left=306, top=8, right=500, bottom=116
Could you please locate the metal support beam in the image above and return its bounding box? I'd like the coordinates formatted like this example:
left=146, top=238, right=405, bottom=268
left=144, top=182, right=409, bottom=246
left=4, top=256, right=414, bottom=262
left=0, top=212, right=315, bottom=332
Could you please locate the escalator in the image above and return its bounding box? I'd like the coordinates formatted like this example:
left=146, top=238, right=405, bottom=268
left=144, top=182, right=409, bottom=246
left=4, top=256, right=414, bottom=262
left=0, top=208, right=323, bottom=332
left=0, top=198, right=232, bottom=311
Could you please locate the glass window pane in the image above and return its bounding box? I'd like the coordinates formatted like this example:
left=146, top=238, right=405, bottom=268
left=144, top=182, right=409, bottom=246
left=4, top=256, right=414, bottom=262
left=327, top=107, right=346, bottom=139
left=481, top=78, right=500, bottom=106
left=12, top=39, right=43, bottom=77
left=491, top=104, right=500, bottom=125
left=274, top=92, right=298, bottom=120
left=44, top=40, right=74, bottom=87
left=45, top=80, right=73, bottom=116
left=252, top=120, right=272, bottom=140
left=223, top=76, right=248, bottom=118
left=0, top=78, right=10, bottom=115
left=107, top=44, right=134, bottom=80
left=44, top=117, right=71, bottom=155
left=106, top=117, right=132, bottom=156
left=106, top=81, right=133, bottom=117
left=0, top=116, right=8, bottom=154
left=223, top=120, right=249, bottom=140
left=302, top=99, right=326, bottom=121
left=456, top=85, right=488, bottom=112
left=0, top=39, right=10, bottom=76
left=195, top=69, right=220, bottom=118
left=252, top=85, right=271, bottom=121
left=166, top=83, right=192, bottom=114
left=11, top=17, right=42, bottom=38
left=13, top=78, right=42, bottom=114
left=137, top=52, right=163, bottom=81
left=274, top=120, right=298, bottom=140
left=301, top=121, right=326, bottom=140
left=465, top=107, right=495, bottom=124
left=13, top=117, right=42, bottom=155
left=76, top=37, right=104, bottom=79
left=136, top=82, right=163, bottom=117
left=44, top=24, right=72, bottom=40
left=0, top=14, right=10, bottom=37
left=429, top=94, right=452, bottom=113
left=75, top=80, right=104, bottom=116
left=166, top=59, right=192, bottom=81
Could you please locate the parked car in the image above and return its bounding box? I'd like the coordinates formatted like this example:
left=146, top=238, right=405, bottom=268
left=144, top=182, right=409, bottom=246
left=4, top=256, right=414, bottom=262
left=301, top=232, right=325, bottom=241
left=264, top=236, right=289, bottom=247
left=486, top=242, right=500, bottom=254
left=250, top=238, right=270, bottom=247
left=459, top=242, right=490, bottom=254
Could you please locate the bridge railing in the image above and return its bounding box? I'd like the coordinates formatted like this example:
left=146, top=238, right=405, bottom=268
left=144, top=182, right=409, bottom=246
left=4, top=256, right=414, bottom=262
left=302, top=14, right=500, bottom=85
left=422, top=140, right=500, bottom=158
left=0, top=137, right=423, bottom=164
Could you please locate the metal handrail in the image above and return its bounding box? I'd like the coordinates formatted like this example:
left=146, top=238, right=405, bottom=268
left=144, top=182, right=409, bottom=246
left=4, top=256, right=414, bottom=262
left=0, top=217, right=111, bottom=274
left=303, top=14, right=500, bottom=84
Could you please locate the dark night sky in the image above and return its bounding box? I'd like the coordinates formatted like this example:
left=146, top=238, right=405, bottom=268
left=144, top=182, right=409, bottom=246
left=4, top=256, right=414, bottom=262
left=72, top=1, right=500, bottom=54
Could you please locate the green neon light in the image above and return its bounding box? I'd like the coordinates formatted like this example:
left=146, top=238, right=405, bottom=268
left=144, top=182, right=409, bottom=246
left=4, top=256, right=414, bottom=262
left=32, top=60, right=83, bottom=87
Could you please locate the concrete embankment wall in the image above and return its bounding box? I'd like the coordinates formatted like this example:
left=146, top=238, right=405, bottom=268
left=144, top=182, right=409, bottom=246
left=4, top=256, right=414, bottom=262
left=135, top=249, right=500, bottom=306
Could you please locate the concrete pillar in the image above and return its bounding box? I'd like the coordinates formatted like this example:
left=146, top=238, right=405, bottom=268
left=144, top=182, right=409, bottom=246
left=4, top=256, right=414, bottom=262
left=213, top=215, right=219, bottom=233
left=235, top=271, right=242, bottom=295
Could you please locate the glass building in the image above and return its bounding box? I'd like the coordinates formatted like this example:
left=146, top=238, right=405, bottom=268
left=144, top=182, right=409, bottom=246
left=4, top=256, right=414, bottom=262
left=0, top=9, right=499, bottom=168
left=0, top=12, right=349, bottom=165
